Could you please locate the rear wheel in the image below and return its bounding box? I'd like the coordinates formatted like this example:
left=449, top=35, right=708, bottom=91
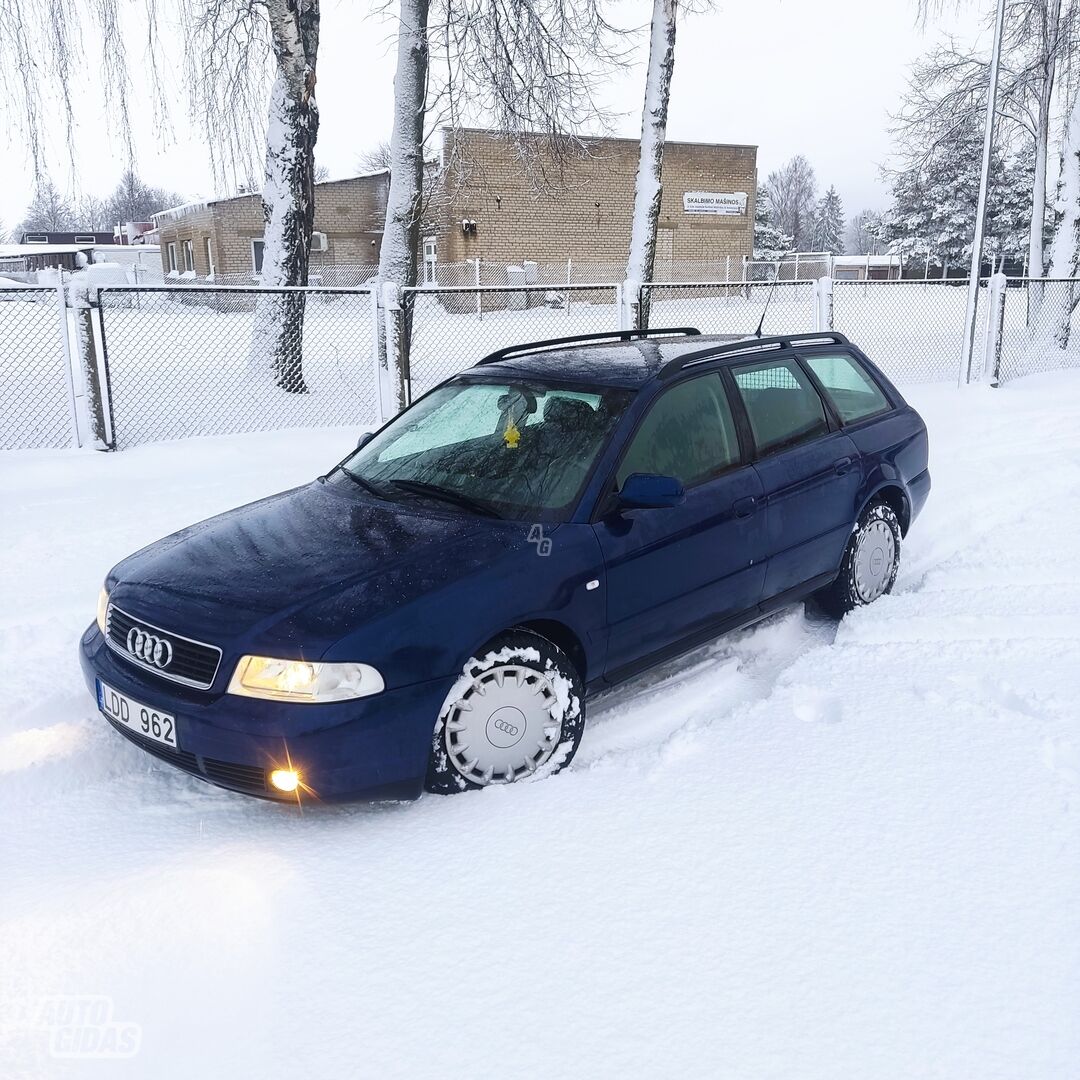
left=815, top=500, right=901, bottom=617
left=425, top=630, right=586, bottom=795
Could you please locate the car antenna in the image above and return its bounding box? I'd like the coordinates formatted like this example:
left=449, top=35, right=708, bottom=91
left=753, top=261, right=783, bottom=338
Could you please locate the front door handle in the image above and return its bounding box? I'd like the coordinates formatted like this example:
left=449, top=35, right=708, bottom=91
left=834, top=456, right=854, bottom=476
left=732, top=495, right=757, bottom=518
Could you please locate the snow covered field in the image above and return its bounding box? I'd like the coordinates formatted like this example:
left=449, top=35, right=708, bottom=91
left=2, top=373, right=1080, bottom=1078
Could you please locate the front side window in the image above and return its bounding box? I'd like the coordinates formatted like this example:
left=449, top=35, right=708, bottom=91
left=338, top=379, right=631, bottom=521
left=616, top=374, right=740, bottom=489
left=732, top=357, right=829, bottom=455
left=802, top=352, right=890, bottom=424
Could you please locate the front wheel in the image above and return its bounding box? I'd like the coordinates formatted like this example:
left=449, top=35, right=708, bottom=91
left=425, top=630, right=586, bottom=795
left=815, top=500, right=901, bottom=617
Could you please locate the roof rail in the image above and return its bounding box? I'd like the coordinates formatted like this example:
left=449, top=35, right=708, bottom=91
left=658, top=331, right=850, bottom=379
left=476, top=327, right=701, bottom=366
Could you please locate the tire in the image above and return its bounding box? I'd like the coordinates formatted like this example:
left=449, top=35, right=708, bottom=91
left=815, top=500, right=901, bottom=618
left=425, top=629, right=586, bottom=795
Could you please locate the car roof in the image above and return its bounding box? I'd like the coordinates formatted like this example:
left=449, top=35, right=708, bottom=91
left=460, top=335, right=748, bottom=390
left=457, top=331, right=853, bottom=390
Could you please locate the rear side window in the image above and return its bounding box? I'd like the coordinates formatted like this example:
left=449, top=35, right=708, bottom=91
left=803, top=352, right=890, bottom=423
left=731, top=358, right=829, bottom=455
left=617, top=374, right=740, bottom=488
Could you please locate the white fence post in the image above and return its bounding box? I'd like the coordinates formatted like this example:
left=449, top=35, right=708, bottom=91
left=815, top=275, right=834, bottom=332
left=474, top=258, right=482, bottom=319
left=980, top=271, right=1008, bottom=386
left=620, top=278, right=639, bottom=331
left=370, top=288, right=388, bottom=423
left=54, top=276, right=80, bottom=447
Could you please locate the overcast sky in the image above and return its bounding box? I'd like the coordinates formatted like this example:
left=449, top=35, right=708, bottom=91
left=0, top=0, right=988, bottom=231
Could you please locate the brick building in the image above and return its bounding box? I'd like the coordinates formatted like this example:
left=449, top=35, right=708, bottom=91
left=152, top=131, right=755, bottom=283
left=152, top=172, right=390, bottom=282
left=429, top=128, right=757, bottom=276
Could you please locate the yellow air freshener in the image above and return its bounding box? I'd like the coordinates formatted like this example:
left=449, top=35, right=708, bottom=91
left=503, top=419, right=521, bottom=448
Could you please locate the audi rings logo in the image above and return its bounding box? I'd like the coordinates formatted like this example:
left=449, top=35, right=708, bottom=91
left=493, top=718, right=519, bottom=736
left=126, top=627, right=174, bottom=669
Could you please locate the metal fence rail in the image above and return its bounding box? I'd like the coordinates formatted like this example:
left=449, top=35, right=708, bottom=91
left=405, top=284, right=621, bottom=396
left=831, top=279, right=983, bottom=385
left=0, top=287, right=77, bottom=450
left=644, top=281, right=817, bottom=337
left=98, top=286, right=379, bottom=448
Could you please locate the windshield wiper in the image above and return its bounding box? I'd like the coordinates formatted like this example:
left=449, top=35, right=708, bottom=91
left=336, top=467, right=392, bottom=501
left=390, top=479, right=504, bottom=519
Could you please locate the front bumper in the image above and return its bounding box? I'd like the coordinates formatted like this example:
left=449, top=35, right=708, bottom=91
left=80, top=625, right=449, bottom=802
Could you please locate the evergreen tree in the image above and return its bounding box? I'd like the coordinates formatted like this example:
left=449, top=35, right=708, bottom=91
left=812, top=186, right=845, bottom=254
left=879, top=120, right=1016, bottom=271
left=753, top=183, right=792, bottom=260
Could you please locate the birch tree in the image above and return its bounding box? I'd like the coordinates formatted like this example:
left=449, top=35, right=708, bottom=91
left=1039, top=88, right=1080, bottom=345
left=376, top=0, right=627, bottom=408
left=625, top=0, right=676, bottom=329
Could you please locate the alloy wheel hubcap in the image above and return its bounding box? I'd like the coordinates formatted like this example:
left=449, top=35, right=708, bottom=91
left=444, top=664, right=562, bottom=785
left=853, top=519, right=896, bottom=602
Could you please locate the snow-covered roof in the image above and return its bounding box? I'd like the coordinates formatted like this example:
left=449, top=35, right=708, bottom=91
left=152, top=200, right=213, bottom=227
left=0, top=243, right=157, bottom=257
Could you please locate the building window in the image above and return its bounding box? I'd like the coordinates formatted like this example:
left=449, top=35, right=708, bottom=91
left=166, top=243, right=178, bottom=273
left=74, top=234, right=97, bottom=243
left=181, top=239, right=194, bottom=273
left=423, top=236, right=437, bottom=285
left=251, top=238, right=266, bottom=276
left=204, top=237, right=215, bottom=277
left=25, top=234, right=47, bottom=244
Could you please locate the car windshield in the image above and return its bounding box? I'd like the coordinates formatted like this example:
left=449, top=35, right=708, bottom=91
left=337, top=378, right=632, bottom=521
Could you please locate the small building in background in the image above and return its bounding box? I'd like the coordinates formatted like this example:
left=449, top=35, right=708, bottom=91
left=152, top=173, right=390, bottom=284
left=831, top=254, right=902, bottom=281
left=18, top=230, right=117, bottom=248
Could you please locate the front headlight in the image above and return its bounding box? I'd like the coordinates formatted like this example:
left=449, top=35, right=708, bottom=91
left=96, top=587, right=110, bottom=634
left=227, top=656, right=385, bottom=703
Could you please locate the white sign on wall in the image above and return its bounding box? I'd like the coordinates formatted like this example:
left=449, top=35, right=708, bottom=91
left=683, top=191, right=748, bottom=216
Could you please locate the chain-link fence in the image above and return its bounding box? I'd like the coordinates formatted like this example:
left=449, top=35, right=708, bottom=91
left=406, top=284, right=620, bottom=396
left=831, top=279, right=983, bottom=385
left=98, top=287, right=379, bottom=448
left=996, top=278, right=1080, bottom=383
left=643, top=281, right=817, bottom=337
left=0, top=287, right=77, bottom=450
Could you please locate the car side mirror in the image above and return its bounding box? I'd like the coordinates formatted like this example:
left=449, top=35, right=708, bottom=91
left=617, top=473, right=685, bottom=510
left=356, top=431, right=373, bottom=450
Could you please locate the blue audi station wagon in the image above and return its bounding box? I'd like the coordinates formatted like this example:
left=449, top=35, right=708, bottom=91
left=81, top=329, right=930, bottom=801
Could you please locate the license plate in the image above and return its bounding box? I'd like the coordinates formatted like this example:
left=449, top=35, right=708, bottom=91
left=97, top=679, right=178, bottom=749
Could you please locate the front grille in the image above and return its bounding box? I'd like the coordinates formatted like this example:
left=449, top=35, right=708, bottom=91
left=105, top=716, right=269, bottom=796
left=105, top=604, right=222, bottom=690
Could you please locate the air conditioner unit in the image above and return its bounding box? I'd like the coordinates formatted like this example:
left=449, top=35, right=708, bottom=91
left=310, top=231, right=328, bottom=253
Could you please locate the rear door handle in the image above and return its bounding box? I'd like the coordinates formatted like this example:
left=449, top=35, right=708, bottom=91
left=732, top=495, right=757, bottom=518
left=834, top=456, right=854, bottom=476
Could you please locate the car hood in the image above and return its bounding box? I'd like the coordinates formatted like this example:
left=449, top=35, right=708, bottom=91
left=108, top=479, right=533, bottom=645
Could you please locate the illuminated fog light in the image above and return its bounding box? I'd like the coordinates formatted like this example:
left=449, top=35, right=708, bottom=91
left=269, top=768, right=301, bottom=793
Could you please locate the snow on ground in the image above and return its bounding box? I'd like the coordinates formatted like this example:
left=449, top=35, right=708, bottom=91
left=2, top=374, right=1080, bottom=1078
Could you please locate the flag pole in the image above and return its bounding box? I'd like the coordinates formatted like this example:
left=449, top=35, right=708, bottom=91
left=960, top=0, right=1007, bottom=386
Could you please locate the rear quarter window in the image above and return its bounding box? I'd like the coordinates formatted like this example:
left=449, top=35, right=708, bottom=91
left=731, top=358, right=830, bottom=456
left=803, top=352, right=890, bottom=424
